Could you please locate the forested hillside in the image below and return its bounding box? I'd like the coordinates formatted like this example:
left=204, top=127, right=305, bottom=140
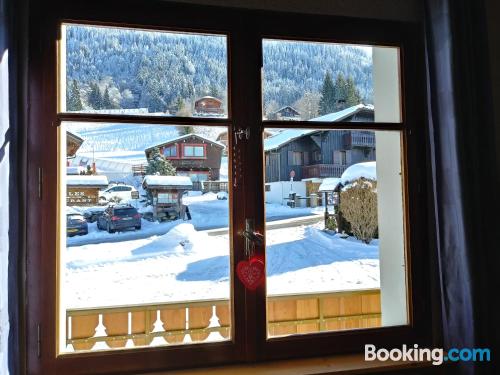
left=65, top=25, right=373, bottom=114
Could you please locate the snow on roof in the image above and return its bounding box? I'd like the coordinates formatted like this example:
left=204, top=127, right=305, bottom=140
left=340, top=162, right=377, bottom=185
left=67, top=166, right=86, bottom=175
left=143, top=175, right=193, bottom=189
left=319, top=178, right=341, bottom=192
left=310, top=104, right=374, bottom=122
left=195, top=96, right=222, bottom=102
left=264, top=129, right=318, bottom=151
left=263, top=105, right=374, bottom=151
left=145, top=133, right=224, bottom=152
left=275, top=106, right=300, bottom=115
left=66, top=175, right=109, bottom=187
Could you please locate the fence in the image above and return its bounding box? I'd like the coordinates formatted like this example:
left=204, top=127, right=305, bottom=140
left=64, top=288, right=380, bottom=352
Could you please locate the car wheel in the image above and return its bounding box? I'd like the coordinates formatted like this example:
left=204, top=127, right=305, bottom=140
left=107, top=222, right=115, bottom=233
left=135, top=225, right=141, bottom=230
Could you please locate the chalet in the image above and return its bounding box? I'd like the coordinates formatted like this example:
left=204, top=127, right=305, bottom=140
left=194, top=96, right=224, bottom=115
left=66, top=130, right=84, bottom=158
left=264, top=104, right=375, bottom=182
left=66, top=175, right=109, bottom=206
left=270, top=106, right=301, bottom=120
left=145, top=134, right=225, bottom=182
left=142, top=175, right=193, bottom=221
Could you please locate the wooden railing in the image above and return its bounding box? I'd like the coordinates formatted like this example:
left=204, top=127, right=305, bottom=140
left=132, top=164, right=147, bottom=176
left=302, top=164, right=348, bottom=179
left=343, top=131, right=375, bottom=149
left=64, top=288, right=380, bottom=352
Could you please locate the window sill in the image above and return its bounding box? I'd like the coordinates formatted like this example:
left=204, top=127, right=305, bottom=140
left=143, top=354, right=438, bottom=375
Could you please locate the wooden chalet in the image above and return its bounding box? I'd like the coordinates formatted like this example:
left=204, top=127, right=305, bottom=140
left=270, top=106, right=301, bottom=120
left=264, top=104, right=375, bottom=182
left=66, top=175, right=109, bottom=206
left=66, top=131, right=84, bottom=158
left=145, top=134, right=225, bottom=182
left=142, top=175, right=193, bottom=220
left=194, top=96, right=224, bottom=115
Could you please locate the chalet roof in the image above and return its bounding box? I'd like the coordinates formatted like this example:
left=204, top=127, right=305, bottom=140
left=318, top=178, right=341, bottom=192
left=144, top=133, right=225, bottom=153
left=275, top=106, right=301, bottom=115
left=66, top=175, right=109, bottom=188
left=195, top=96, right=222, bottom=103
left=67, top=130, right=84, bottom=144
left=142, top=175, right=193, bottom=190
left=263, top=104, right=374, bottom=151
left=311, top=104, right=374, bottom=122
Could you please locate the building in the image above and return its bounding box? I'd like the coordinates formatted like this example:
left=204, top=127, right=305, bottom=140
left=142, top=175, right=193, bottom=220
left=269, top=105, right=301, bottom=120
left=145, top=134, right=225, bottom=182
left=264, top=104, right=375, bottom=182
left=66, top=175, right=109, bottom=206
left=194, top=96, right=224, bottom=115
left=66, top=131, right=84, bottom=158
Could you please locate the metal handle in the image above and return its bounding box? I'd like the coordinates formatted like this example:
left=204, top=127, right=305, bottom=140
left=242, top=218, right=263, bottom=256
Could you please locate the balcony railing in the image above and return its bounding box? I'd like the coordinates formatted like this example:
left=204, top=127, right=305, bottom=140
left=64, top=288, right=381, bottom=352
left=343, top=131, right=375, bottom=149
left=302, top=164, right=347, bottom=179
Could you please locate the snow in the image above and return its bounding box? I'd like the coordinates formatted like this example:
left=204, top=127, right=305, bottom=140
left=143, top=175, right=193, bottom=188
left=318, top=178, right=341, bottom=192
left=310, top=104, right=374, bottom=122
left=264, top=129, right=317, bottom=151
left=67, top=166, right=86, bottom=175
left=340, top=161, right=377, bottom=185
left=66, top=175, right=109, bottom=186
left=64, top=221, right=379, bottom=308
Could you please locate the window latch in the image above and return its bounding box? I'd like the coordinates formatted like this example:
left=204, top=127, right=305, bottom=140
left=234, top=127, right=250, bottom=145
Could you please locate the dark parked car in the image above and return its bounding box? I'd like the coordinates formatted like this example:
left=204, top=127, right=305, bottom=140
left=83, top=207, right=105, bottom=223
left=67, top=214, right=88, bottom=237
left=97, top=204, right=142, bottom=233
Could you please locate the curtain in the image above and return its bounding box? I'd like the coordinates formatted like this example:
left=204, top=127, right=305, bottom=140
left=425, top=1, right=498, bottom=374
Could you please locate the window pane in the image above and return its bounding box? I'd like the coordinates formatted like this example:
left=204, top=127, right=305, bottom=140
left=59, top=122, right=231, bottom=353
left=61, top=24, right=228, bottom=118
left=262, top=39, right=401, bottom=123
left=264, top=128, right=407, bottom=338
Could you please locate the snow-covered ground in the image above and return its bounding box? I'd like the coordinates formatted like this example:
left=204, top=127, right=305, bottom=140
left=67, top=192, right=324, bottom=247
left=64, top=221, right=379, bottom=309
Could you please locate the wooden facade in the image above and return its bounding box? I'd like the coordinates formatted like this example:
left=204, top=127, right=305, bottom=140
left=271, top=106, right=301, bottom=120
left=145, top=134, right=224, bottom=182
left=66, top=131, right=84, bottom=158
left=194, top=96, right=224, bottom=115
left=66, top=176, right=109, bottom=206
left=142, top=175, right=193, bottom=220
left=264, top=107, right=376, bottom=182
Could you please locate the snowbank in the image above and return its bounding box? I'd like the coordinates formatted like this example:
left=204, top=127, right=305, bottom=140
left=143, top=175, right=193, bottom=188
left=340, top=161, right=376, bottom=185
left=66, top=175, right=109, bottom=186
left=318, top=178, right=341, bottom=192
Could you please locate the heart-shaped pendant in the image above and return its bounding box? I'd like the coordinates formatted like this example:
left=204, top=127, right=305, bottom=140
left=236, top=256, right=265, bottom=291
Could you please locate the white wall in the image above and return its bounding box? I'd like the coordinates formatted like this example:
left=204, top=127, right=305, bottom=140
left=0, top=49, right=10, bottom=374
left=373, top=47, right=408, bottom=326
left=265, top=181, right=306, bottom=205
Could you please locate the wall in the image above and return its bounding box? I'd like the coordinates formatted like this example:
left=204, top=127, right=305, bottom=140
left=265, top=181, right=306, bottom=205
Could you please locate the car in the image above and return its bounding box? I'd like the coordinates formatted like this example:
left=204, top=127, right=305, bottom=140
left=97, top=204, right=142, bottom=233
left=66, top=214, right=88, bottom=237
left=99, top=184, right=139, bottom=203
left=83, top=207, right=106, bottom=223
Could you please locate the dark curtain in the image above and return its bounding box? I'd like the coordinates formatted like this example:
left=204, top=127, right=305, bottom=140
left=425, top=1, right=498, bottom=374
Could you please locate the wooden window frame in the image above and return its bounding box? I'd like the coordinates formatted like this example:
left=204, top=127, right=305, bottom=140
left=182, top=143, right=207, bottom=159
left=25, top=1, right=433, bottom=374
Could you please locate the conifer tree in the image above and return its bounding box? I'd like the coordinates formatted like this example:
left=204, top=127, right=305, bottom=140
left=102, top=87, right=112, bottom=109
left=334, top=73, right=347, bottom=110
left=318, top=71, right=336, bottom=115
left=146, top=147, right=176, bottom=176
left=67, top=80, right=83, bottom=111
left=88, top=82, right=103, bottom=110
left=345, top=76, right=362, bottom=107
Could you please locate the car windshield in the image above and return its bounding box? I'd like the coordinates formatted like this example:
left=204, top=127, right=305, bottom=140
left=67, top=215, right=85, bottom=223
left=114, top=208, right=137, bottom=215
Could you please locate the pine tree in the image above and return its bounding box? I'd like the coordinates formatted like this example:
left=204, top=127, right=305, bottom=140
left=102, top=87, right=112, bottom=109
left=88, top=82, right=104, bottom=110
left=146, top=147, right=176, bottom=176
left=318, top=72, right=336, bottom=115
left=345, top=76, right=362, bottom=107
left=67, top=80, right=83, bottom=111
left=334, top=73, right=347, bottom=110
left=176, top=125, right=194, bottom=135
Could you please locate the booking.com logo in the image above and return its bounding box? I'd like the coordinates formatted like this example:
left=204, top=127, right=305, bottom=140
left=365, top=344, right=491, bottom=366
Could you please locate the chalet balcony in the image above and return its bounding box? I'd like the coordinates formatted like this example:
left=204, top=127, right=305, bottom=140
left=342, top=131, right=375, bottom=149
left=64, top=289, right=381, bottom=352
left=302, top=164, right=348, bottom=179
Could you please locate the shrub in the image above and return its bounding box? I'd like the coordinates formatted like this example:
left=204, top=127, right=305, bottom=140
left=325, top=215, right=337, bottom=231
left=339, top=178, right=378, bottom=244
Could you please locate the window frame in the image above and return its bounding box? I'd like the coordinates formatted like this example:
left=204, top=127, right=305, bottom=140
left=25, top=1, right=433, bottom=374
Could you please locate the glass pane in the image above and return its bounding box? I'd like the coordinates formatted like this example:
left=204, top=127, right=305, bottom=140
left=59, top=122, right=231, bottom=353
left=262, top=39, right=401, bottom=123
left=60, top=24, right=228, bottom=118
left=264, top=128, right=407, bottom=338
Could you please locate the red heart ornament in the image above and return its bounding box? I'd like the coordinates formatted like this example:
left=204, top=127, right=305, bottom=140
left=236, top=256, right=265, bottom=291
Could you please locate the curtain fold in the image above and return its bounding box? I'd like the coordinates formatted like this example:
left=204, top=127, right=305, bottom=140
left=425, top=1, right=498, bottom=374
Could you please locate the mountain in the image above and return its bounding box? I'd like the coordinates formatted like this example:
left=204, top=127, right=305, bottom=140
left=65, top=25, right=373, bottom=113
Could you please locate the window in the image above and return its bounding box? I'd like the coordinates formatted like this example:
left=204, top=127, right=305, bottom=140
left=27, top=3, right=429, bottom=374
left=163, top=145, right=177, bottom=157
left=183, top=145, right=205, bottom=157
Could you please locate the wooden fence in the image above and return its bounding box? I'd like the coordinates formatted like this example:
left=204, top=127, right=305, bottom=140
left=64, top=288, right=380, bottom=352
